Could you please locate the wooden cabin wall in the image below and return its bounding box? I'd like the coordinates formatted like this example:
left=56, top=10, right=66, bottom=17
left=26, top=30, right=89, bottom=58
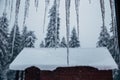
left=25, top=66, right=113, bottom=80
left=25, top=66, right=40, bottom=80
left=53, top=67, right=113, bottom=80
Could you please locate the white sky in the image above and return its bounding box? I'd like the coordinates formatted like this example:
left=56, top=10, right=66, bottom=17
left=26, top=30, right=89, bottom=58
left=0, top=0, right=112, bottom=48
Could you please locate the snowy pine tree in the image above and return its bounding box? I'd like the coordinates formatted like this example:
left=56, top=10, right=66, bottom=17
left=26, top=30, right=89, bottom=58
left=20, top=26, right=37, bottom=48
left=9, top=24, right=21, bottom=60
left=0, top=13, right=9, bottom=58
left=60, top=37, right=67, bottom=48
left=25, top=31, right=36, bottom=48
left=40, top=41, right=45, bottom=48
left=97, top=26, right=110, bottom=48
left=108, top=36, right=115, bottom=57
left=45, top=1, right=60, bottom=48
left=97, top=0, right=110, bottom=49
left=20, top=26, right=28, bottom=50
left=69, top=27, right=80, bottom=48
left=0, top=13, right=9, bottom=80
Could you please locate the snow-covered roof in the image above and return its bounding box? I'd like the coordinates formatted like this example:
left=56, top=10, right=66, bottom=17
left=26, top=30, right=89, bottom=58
left=9, top=47, right=118, bottom=71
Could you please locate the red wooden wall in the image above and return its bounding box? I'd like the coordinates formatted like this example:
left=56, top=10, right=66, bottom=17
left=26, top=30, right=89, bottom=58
left=25, top=66, right=40, bottom=80
left=25, top=66, right=113, bottom=80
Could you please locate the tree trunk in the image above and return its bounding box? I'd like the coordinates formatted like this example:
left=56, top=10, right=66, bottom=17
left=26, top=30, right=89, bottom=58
left=20, top=71, right=24, bottom=80
left=15, top=71, right=20, bottom=80
left=0, top=68, right=8, bottom=80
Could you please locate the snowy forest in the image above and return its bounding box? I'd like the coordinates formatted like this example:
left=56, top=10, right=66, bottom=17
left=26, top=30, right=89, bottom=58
left=0, top=0, right=120, bottom=80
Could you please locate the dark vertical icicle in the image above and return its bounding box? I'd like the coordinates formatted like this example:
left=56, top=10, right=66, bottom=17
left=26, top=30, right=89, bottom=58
left=109, top=1, right=120, bottom=79
left=34, top=0, right=39, bottom=11
left=65, top=0, right=71, bottom=65
left=75, top=0, right=80, bottom=39
left=43, top=0, right=50, bottom=32
left=23, top=0, right=30, bottom=27
left=109, top=0, right=119, bottom=67
left=11, top=0, right=21, bottom=57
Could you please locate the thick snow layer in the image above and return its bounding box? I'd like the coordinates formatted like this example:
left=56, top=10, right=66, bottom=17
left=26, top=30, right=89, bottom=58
left=9, top=47, right=118, bottom=71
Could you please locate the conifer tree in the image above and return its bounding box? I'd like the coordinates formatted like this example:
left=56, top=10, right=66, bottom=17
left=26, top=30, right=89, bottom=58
left=60, top=37, right=67, bottom=48
left=69, top=27, right=80, bottom=48
left=97, top=26, right=110, bottom=48
left=45, top=1, right=60, bottom=48
left=40, top=41, right=45, bottom=48
left=25, top=31, right=36, bottom=48
left=0, top=13, right=9, bottom=80
left=97, top=0, right=110, bottom=49
left=20, top=26, right=37, bottom=48
left=9, top=24, right=21, bottom=60
left=0, top=13, right=9, bottom=58
left=20, top=26, right=28, bottom=50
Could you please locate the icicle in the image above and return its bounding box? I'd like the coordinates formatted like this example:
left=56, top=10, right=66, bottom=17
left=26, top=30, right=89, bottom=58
left=23, top=0, right=30, bottom=27
left=10, top=0, right=14, bottom=22
left=89, top=0, right=91, bottom=4
left=3, top=0, right=7, bottom=14
left=43, top=0, right=50, bottom=32
left=65, top=0, right=71, bottom=65
left=34, top=0, right=39, bottom=11
left=11, top=24, right=17, bottom=58
left=9, top=0, right=11, bottom=9
left=15, top=0, right=20, bottom=24
left=11, top=0, right=21, bottom=57
left=75, top=0, right=80, bottom=40
left=109, top=0, right=114, bottom=32
left=45, top=0, right=50, bottom=6
left=100, top=0, right=105, bottom=27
